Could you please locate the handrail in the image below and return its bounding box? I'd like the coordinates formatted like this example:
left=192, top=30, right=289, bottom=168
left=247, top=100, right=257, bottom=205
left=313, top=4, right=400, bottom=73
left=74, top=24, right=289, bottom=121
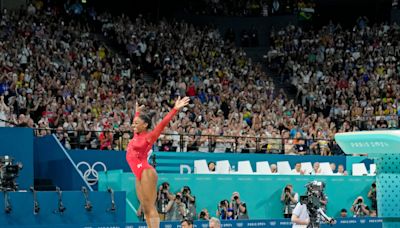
left=29, top=127, right=339, bottom=155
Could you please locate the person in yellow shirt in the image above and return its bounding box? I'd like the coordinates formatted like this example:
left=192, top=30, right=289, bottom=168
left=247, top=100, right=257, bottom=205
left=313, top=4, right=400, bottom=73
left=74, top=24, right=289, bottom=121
left=98, top=47, right=106, bottom=60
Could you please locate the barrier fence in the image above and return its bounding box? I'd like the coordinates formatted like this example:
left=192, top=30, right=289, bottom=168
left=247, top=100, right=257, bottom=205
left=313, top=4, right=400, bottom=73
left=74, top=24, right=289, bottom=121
left=33, top=128, right=341, bottom=155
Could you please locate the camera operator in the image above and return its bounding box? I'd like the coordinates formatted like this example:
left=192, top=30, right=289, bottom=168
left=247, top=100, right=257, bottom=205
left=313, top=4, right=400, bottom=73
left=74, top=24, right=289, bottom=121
left=157, top=182, right=174, bottom=220
left=230, top=191, right=249, bottom=219
left=291, top=197, right=310, bottom=228
left=350, top=196, right=370, bottom=217
left=318, top=183, right=328, bottom=213
left=368, top=182, right=377, bottom=211
left=181, top=186, right=196, bottom=220
left=165, top=192, right=187, bottom=221
left=281, top=184, right=299, bottom=218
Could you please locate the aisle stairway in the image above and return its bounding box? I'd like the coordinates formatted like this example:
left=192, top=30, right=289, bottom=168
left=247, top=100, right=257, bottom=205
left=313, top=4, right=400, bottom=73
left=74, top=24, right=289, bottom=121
left=244, top=47, right=296, bottom=101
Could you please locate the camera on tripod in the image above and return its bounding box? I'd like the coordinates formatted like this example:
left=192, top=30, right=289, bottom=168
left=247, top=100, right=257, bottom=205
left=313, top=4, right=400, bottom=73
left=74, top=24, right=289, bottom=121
left=0, top=156, right=23, bottom=191
left=299, top=181, right=335, bottom=228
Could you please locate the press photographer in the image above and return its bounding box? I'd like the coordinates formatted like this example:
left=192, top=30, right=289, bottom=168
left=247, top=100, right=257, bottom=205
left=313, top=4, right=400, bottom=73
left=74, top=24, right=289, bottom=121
left=165, top=192, right=186, bottom=221
left=217, top=199, right=234, bottom=220
left=180, top=186, right=196, bottom=220
left=230, top=191, right=249, bottom=220
left=198, top=208, right=210, bottom=220
left=156, top=182, right=173, bottom=220
left=350, top=196, right=370, bottom=217
left=0, top=156, right=23, bottom=191
left=281, top=184, right=299, bottom=218
left=368, top=182, right=377, bottom=211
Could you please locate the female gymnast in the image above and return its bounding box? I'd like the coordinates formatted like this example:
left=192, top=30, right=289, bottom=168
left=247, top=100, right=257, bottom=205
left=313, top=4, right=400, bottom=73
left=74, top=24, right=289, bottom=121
left=127, top=96, right=190, bottom=228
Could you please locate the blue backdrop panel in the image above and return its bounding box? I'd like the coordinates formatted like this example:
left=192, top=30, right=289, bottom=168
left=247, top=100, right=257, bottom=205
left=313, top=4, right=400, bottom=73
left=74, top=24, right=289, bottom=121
left=0, top=191, right=125, bottom=226
left=9, top=217, right=382, bottom=228
left=35, top=135, right=92, bottom=191
left=0, top=127, right=34, bottom=190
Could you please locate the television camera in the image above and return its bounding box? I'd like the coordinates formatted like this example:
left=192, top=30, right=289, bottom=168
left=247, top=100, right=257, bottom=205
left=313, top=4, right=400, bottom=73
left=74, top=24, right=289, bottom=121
left=0, top=156, right=23, bottom=191
left=300, top=181, right=335, bottom=228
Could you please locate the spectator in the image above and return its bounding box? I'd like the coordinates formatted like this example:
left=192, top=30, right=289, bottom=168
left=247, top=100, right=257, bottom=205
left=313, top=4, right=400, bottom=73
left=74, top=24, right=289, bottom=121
left=292, top=163, right=305, bottom=175
left=209, top=217, right=221, bottom=228
left=337, top=164, right=348, bottom=176
left=330, top=163, right=336, bottom=173
left=350, top=196, right=370, bottom=217
left=368, top=182, right=377, bottom=211
left=165, top=192, right=187, bottom=221
left=340, top=208, right=348, bottom=218
left=230, top=191, right=249, bottom=219
left=312, top=162, right=321, bottom=174
left=199, top=208, right=210, bottom=220
left=208, top=161, right=216, bottom=172
left=180, top=218, right=193, bottom=228
left=270, top=164, right=278, bottom=173
left=0, top=96, right=10, bottom=127
left=157, top=182, right=173, bottom=221
left=181, top=186, right=196, bottom=220
left=55, top=126, right=70, bottom=148
left=281, top=184, right=299, bottom=218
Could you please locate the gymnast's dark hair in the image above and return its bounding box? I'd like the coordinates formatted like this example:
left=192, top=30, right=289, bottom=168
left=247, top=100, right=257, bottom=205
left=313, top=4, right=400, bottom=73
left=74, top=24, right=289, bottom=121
left=139, top=111, right=156, bottom=129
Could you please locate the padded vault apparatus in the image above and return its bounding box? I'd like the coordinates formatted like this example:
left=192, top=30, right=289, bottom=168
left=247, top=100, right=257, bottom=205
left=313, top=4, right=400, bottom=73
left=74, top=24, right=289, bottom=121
left=335, top=130, right=400, bottom=228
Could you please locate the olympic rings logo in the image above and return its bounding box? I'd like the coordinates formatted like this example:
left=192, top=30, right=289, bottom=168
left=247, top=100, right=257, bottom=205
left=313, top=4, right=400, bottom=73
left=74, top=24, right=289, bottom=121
left=76, top=161, right=107, bottom=186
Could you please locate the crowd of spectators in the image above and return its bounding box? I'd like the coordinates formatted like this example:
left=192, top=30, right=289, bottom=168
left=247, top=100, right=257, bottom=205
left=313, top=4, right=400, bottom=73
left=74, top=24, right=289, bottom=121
left=0, top=3, right=147, bottom=151
left=0, top=3, right=395, bottom=156
left=267, top=19, right=400, bottom=151
left=181, top=0, right=315, bottom=17
left=99, top=12, right=348, bottom=155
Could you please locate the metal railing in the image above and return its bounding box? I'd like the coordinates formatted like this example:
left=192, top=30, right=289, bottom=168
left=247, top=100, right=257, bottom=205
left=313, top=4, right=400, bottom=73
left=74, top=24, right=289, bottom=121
left=31, top=128, right=342, bottom=155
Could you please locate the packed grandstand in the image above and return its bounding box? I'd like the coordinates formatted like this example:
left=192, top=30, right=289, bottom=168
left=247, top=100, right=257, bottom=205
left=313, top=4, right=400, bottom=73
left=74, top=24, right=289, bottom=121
left=0, top=1, right=398, bottom=156
left=0, top=0, right=394, bottom=228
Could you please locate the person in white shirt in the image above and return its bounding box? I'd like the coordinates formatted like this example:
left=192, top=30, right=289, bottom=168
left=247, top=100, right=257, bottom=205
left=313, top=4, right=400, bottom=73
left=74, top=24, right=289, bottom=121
left=291, top=201, right=310, bottom=228
left=292, top=163, right=305, bottom=175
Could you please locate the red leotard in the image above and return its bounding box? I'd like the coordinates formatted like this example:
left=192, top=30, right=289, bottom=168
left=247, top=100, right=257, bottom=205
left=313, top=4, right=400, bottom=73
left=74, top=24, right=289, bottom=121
left=126, top=108, right=178, bottom=180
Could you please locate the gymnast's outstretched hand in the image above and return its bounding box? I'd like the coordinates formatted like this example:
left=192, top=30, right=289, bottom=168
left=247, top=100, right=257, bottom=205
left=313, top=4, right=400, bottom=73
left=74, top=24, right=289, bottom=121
left=174, top=96, right=190, bottom=111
